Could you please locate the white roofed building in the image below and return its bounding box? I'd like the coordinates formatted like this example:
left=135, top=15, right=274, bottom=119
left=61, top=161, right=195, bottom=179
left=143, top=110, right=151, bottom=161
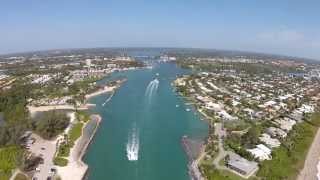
left=247, top=144, right=272, bottom=161
left=259, top=133, right=281, bottom=148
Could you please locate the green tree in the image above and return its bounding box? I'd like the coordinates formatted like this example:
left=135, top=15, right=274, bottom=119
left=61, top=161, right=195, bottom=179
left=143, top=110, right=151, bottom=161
left=35, top=111, right=69, bottom=139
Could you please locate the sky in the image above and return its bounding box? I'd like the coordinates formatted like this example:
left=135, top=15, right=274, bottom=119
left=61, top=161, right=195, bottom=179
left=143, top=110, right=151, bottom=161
left=1, top=0, right=320, bottom=59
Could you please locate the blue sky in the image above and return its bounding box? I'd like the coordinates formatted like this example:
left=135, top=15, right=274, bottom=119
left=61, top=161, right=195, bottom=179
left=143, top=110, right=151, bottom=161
left=1, top=0, right=320, bottom=59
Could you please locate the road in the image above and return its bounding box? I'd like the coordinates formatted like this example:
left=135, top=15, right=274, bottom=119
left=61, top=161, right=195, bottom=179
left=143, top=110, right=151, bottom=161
left=212, top=123, right=229, bottom=170
left=297, top=128, right=320, bottom=180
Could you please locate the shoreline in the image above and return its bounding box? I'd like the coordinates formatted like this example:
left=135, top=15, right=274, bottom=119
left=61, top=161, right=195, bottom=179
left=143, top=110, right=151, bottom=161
left=27, top=104, right=95, bottom=115
left=79, top=115, right=102, bottom=167
left=85, top=86, right=116, bottom=99
left=55, top=79, right=126, bottom=179
left=56, top=114, right=102, bottom=180
left=181, top=136, right=205, bottom=180
left=173, top=82, right=208, bottom=180
left=85, top=79, right=127, bottom=100
left=11, top=69, right=131, bottom=180
left=298, top=127, right=320, bottom=180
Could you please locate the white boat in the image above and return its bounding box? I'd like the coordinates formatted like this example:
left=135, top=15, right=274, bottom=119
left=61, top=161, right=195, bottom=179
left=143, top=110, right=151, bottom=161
left=186, top=108, right=191, bottom=112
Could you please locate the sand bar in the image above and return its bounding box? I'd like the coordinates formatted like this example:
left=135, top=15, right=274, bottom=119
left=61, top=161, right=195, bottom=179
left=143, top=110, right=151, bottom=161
left=85, top=86, right=116, bottom=99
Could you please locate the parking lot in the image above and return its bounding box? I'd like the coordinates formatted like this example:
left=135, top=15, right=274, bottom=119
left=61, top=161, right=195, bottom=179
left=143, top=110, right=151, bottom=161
left=28, top=134, right=57, bottom=180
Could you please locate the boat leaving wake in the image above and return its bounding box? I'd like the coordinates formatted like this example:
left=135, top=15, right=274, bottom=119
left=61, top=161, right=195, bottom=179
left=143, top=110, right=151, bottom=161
left=145, top=78, right=159, bottom=102
left=102, top=91, right=114, bottom=106
left=125, top=78, right=159, bottom=161
left=126, top=125, right=139, bottom=161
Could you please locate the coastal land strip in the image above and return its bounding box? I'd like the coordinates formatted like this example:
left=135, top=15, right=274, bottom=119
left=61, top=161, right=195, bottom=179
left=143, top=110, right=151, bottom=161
left=56, top=114, right=102, bottom=180
left=298, top=127, right=320, bottom=180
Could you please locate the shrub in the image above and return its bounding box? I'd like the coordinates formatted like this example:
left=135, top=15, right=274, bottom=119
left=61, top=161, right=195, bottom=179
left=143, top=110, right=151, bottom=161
left=14, top=173, right=28, bottom=180
left=53, top=157, right=68, bottom=166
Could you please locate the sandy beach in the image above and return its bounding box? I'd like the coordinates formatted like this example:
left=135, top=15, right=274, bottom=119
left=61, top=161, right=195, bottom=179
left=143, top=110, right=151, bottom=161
left=56, top=115, right=102, bottom=180
left=26, top=84, right=117, bottom=179
left=298, top=128, right=320, bottom=180
left=27, top=104, right=95, bottom=115
left=85, top=85, right=116, bottom=99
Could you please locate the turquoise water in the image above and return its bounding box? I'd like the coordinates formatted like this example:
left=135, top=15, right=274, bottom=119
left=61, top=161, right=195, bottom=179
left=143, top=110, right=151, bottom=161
left=84, top=60, right=208, bottom=180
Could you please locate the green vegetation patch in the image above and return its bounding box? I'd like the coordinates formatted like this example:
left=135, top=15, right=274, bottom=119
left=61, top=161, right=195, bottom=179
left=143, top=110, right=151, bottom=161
left=57, top=122, right=83, bottom=157
left=76, top=111, right=90, bottom=123
left=69, top=122, right=83, bottom=144
left=200, top=164, right=257, bottom=180
left=257, top=113, right=320, bottom=180
left=53, top=157, right=68, bottom=167
left=0, top=173, right=10, bottom=180
left=56, top=121, right=84, bottom=166
left=13, top=173, right=29, bottom=180
left=0, top=146, right=23, bottom=180
left=57, top=142, right=70, bottom=157
left=35, top=110, right=70, bottom=139
left=200, top=164, right=233, bottom=180
left=177, top=60, right=305, bottom=74
left=0, top=81, right=32, bottom=147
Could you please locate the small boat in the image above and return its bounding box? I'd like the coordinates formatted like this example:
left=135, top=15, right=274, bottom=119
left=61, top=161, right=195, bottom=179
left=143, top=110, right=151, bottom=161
left=176, top=104, right=179, bottom=107
left=186, top=108, right=191, bottom=112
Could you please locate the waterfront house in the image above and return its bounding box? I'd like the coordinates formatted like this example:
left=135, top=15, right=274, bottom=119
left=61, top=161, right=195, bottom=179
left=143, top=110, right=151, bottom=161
left=226, top=152, right=259, bottom=176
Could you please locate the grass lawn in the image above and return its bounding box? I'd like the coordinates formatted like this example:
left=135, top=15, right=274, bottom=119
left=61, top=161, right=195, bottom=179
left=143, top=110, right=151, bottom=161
left=200, top=163, right=258, bottom=180
left=57, top=122, right=83, bottom=156
left=55, top=121, right=84, bottom=166
left=220, top=170, right=258, bottom=180
left=69, top=122, right=83, bottom=144
left=0, top=173, right=11, bottom=180
left=53, top=157, right=68, bottom=167
left=201, top=164, right=248, bottom=180
left=0, top=146, right=23, bottom=180
left=76, top=111, right=90, bottom=122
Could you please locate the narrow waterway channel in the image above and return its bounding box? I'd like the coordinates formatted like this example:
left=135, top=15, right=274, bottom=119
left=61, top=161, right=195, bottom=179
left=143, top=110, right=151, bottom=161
left=84, top=55, right=208, bottom=180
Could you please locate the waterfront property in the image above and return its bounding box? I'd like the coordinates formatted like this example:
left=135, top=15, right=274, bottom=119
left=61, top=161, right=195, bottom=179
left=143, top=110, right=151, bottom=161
left=173, top=59, right=320, bottom=179
left=2, top=48, right=320, bottom=180
left=84, top=61, right=208, bottom=180
left=226, top=152, right=258, bottom=177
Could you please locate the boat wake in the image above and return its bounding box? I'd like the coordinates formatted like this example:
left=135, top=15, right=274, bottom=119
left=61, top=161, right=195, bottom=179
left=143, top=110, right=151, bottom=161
left=126, top=125, right=139, bottom=161
left=125, top=78, right=159, bottom=161
left=102, top=91, right=114, bottom=106
left=145, top=78, right=159, bottom=102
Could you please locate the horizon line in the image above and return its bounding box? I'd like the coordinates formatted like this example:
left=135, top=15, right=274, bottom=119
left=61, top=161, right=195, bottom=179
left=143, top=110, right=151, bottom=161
left=0, top=46, right=318, bottom=61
